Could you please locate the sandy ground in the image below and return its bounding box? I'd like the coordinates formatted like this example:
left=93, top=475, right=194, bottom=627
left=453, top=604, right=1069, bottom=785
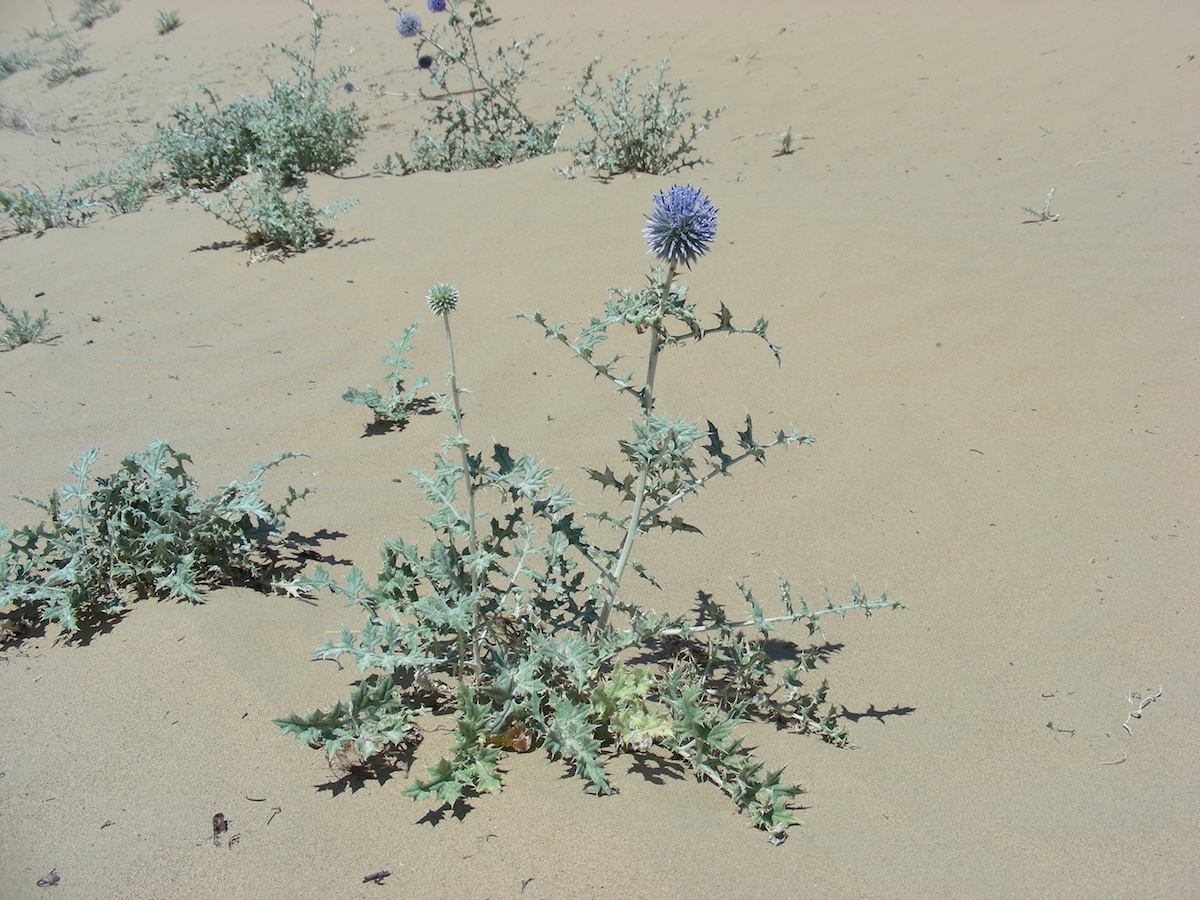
left=1, top=1, right=1197, bottom=897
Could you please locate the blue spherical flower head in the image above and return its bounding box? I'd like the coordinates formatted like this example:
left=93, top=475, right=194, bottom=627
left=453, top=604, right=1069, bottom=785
left=644, top=184, right=718, bottom=268
left=427, top=0, right=446, bottom=11
left=395, top=11, right=421, bottom=38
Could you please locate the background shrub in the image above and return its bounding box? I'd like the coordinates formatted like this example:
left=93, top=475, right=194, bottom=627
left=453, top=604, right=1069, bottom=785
left=562, top=58, right=725, bottom=179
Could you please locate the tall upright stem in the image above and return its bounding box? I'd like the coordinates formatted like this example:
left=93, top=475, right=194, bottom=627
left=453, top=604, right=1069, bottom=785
left=596, top=262, right=677, bottom=633
left=441, top=312, right=482, bottom=679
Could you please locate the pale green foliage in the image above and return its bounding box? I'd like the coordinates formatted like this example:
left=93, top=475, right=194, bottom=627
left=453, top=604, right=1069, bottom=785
left=771, top=126, right=796, bottom=156
left=380, top=3, right=563, bottom=174
left=154, top=9, right=182, bottom=35
left=1022, top=187, right=1061, bottom=222
left=0, top=442, right=310, bottom=635
left=74, top=139, right=162, bottom=216
left=155, top=77, right=364, bottom=192
left=159, top=0, right=364, bottom=251
left=1, top=0, right=361, bottom=248
left=458, top=0, right=495, bottom=28
left=40, top=33, right=93, bottom=86
left=185, top=170, right=356, bottom=252
left=1, top=140, right=158, bottom=235
left=0, top=301, right=52, bottom=350
left=0, top=184, right=101, bottom=233
left=343, top=323, right=431, bottom=427
left=769, top=126, right=813, bottom=157
left=0, top=3, right=104, bottom=86
left=71, top=1, right=122, bottom=29
left=278, top=243, right=900, bottom=842
left=560, top=59, right=726, bottom=179
left=0, top=45, right=41, bottom=79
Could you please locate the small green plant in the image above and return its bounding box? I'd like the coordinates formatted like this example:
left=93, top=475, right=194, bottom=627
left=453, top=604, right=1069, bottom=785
left=0, top=45, right=42, bottom=79
left=771, top=126, right=796, bottom=156
left=0, top=183, right=102, bottom=233
left=458, top=0, right=494, bottom=27
left=186, top=168, right=356, bottom=252
left=1022, top=187, right=1061, bottom=222
left=0, top=301, right=53, bottom=350
left=74, top=138, right=162, bottom=215
left=769, top=125, right=812, bottom=157
left=381, top=2, right=564, bottom=173
left=0, top=442, right=310, bottom=636
left=343, top=323, right=432, bottom=428
left=40, top=31, right=93, bottom=86
left=277, top=186, right=900, bottom=843
left=154, top=9, right=182, bottom=35
left=1, top=140, right=158, bottom=234
left=71, top=0, right=122, bottom=29
left=156, top=72, right=364, bottom=191
left=560, top=58, right=726, bottom=179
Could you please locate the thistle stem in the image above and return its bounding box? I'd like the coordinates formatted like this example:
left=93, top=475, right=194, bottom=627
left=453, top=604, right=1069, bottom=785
left=440, top=311, right=482, bottom=680
left=596, top=261, right=677, bottom=633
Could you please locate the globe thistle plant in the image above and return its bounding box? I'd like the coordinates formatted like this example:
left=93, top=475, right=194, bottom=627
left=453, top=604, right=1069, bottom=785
left=644, top=184, right=718, bottom=269
left=278, top=188, right=900, bottom=845
left=427, top=0, right=446, bottom=11
left=396, top=11, right=421, bottom=38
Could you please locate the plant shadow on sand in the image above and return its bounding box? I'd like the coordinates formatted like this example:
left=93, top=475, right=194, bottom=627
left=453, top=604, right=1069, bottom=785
left=358, top=398, right=440, bottom=438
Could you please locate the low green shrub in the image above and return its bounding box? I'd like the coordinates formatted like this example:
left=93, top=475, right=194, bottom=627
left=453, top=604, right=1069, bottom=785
left=560, top=58, right=725, bottom=179
left=155, top=77, right=364, bottom=192
left=0, top=442, right=310, bottom=635
left=0, top=184, right=102, bottom=233
left=184, top=168, right=356, bottom=252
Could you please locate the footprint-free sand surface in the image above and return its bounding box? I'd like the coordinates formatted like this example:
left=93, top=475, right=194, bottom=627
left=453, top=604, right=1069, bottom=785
left=1, top=2, right=1197, bottom=897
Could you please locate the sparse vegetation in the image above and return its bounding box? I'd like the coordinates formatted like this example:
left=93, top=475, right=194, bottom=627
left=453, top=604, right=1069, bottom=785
left=154, top=9, right=182, bottom=35
left=0, top=301, right=53, bottom=350
left=1023, top=187, right=1061, bottom=222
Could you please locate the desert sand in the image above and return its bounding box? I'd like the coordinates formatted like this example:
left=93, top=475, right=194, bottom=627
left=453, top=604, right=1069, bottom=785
left=1, top=1, right=1197, bottom=897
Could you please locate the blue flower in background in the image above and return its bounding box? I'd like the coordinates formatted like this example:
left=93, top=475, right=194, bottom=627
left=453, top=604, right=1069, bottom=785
left=427, top=0, right=446, bottom=11
left=396, top=12, right=421, bottom=38
left=644, top=185, right=718, bottom=268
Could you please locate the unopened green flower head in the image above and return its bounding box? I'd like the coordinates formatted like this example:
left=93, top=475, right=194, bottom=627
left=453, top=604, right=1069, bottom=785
left=426, top=282, right=460, bottom=315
